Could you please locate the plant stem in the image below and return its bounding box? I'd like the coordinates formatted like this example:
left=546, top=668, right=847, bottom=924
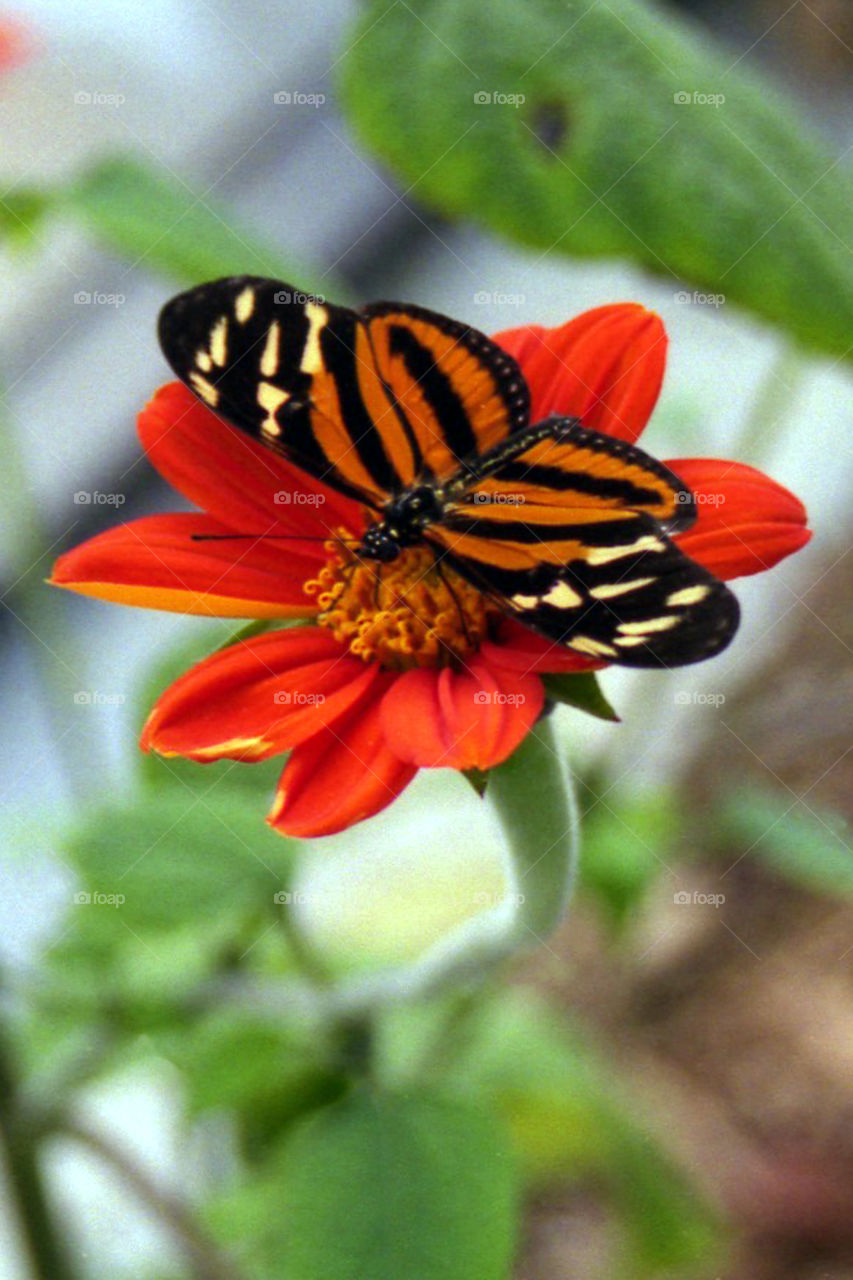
left=59, top=1118, right=248, bottom=1280
left=0, top=1022, right=80, bottom=1280
left=488, top=717, right=579, bottom=943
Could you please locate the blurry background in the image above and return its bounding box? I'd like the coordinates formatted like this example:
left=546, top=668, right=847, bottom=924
left=1, top=1, right=852, bottom=1278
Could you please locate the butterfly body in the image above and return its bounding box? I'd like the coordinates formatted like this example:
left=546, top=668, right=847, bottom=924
left=159, top=277, right=739, bottom=668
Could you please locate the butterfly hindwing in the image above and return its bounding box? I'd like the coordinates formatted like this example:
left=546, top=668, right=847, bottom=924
left=425, top=417, right=738, bottom=667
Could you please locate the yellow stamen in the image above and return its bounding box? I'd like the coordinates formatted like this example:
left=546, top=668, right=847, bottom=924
left=304, top=531, right=498, bottom=670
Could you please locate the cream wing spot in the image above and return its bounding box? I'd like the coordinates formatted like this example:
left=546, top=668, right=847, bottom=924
left=300, top=302, right=329, bottom=374
left=587, top=536, right=666, bottom=565
left=570, top=635, right=618, bottom=658
left=542, top=581, right=582, bottom=609
left=235, top=286, right=255, bottom=323
left=618, top=616, right=678, bottom=635
left=258, top=381, right=290, bottom=436
left=195, top=349, right=213, bottom=373
left=590, top=577, right=655, bottom=600
left=209, top=316, right=228, bottom=368
left=260, top=321, right=281, bottom=377
left=666, top=585, right=710, bottom=607
left=189, top=371, right=219, bottom=407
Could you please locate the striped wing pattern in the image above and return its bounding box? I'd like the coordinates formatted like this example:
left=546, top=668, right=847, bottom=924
left=158, top=276, right=528, bottom=506
left=426, top=419, right=739, bottom=667
left=159, top=279, right=740, bottom=668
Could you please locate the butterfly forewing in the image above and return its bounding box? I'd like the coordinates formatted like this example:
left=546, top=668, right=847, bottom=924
left=363, top=303, right=529, bottom=478
left=159, top=276, right=415, bottom=506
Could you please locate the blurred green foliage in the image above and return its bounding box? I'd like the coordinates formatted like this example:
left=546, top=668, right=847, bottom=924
left=341, top=0, right=853, bottom=362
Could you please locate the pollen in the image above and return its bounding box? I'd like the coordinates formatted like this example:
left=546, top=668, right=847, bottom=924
left=304, top=535, right=498, bottom=669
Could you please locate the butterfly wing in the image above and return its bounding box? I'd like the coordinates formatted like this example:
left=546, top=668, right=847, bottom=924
left=158, top=278, right=530, bottom=506
left=362, top=302, right=529, bottom=479
left=426, top=418, right=739, bottom=667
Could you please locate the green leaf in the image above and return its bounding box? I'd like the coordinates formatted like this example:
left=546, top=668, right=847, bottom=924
left=341, top=0, right=853, bottom=361
left=212, top=1089, right=517, bottom=1280
left=463, top=766, right=490, bottom=797
left=543, top=671, right=619, bottom=722
left=722, top=788, right=853, bottom=898
left=64, top=788, right=295, bottom=932
left=63, top=157, right=331, bottom=289
left=438, top=991, right=722, bottom=1273
left=0, top=189, right=53, bottom=247
left=580, top=791, right=683, bottom=926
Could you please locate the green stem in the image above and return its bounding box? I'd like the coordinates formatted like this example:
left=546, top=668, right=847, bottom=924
left=488, top=717, right=579, bottom=943
left=0, top=1022, right=79, bottom=1280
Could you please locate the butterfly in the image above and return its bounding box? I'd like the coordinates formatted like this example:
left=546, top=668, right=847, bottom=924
left=158, top=276, right=739, bottom=668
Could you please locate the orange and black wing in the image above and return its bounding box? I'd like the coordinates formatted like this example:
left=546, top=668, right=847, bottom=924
left=158, top=277, right=529, bottom=505
left=426, top=418, right=739, bottom=668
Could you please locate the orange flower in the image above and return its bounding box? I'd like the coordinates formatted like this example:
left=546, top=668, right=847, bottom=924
left=51, top=305, right=810, bottom=836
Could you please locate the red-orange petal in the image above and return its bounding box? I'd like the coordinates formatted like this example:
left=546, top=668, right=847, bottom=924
left=141, top=628, right=379, bottom=762
left=670, top=458, right=812, bottom=580
left=480, top=616, right=603, bottom=676
left=50, top=513, right=320, bottom=618
left=268, top=678, right=417, bottom=837
left=379, top=658, right=544, bottom=771
left=493, top=304, right=666, bottom=442
left=139, top=382, right=364, bottom=537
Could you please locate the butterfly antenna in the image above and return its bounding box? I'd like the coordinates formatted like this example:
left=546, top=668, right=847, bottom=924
left=434, top=558, right=473, bottom=649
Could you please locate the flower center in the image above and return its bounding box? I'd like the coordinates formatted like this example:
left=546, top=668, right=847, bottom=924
left=304, top=533, right=498, bottom=669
